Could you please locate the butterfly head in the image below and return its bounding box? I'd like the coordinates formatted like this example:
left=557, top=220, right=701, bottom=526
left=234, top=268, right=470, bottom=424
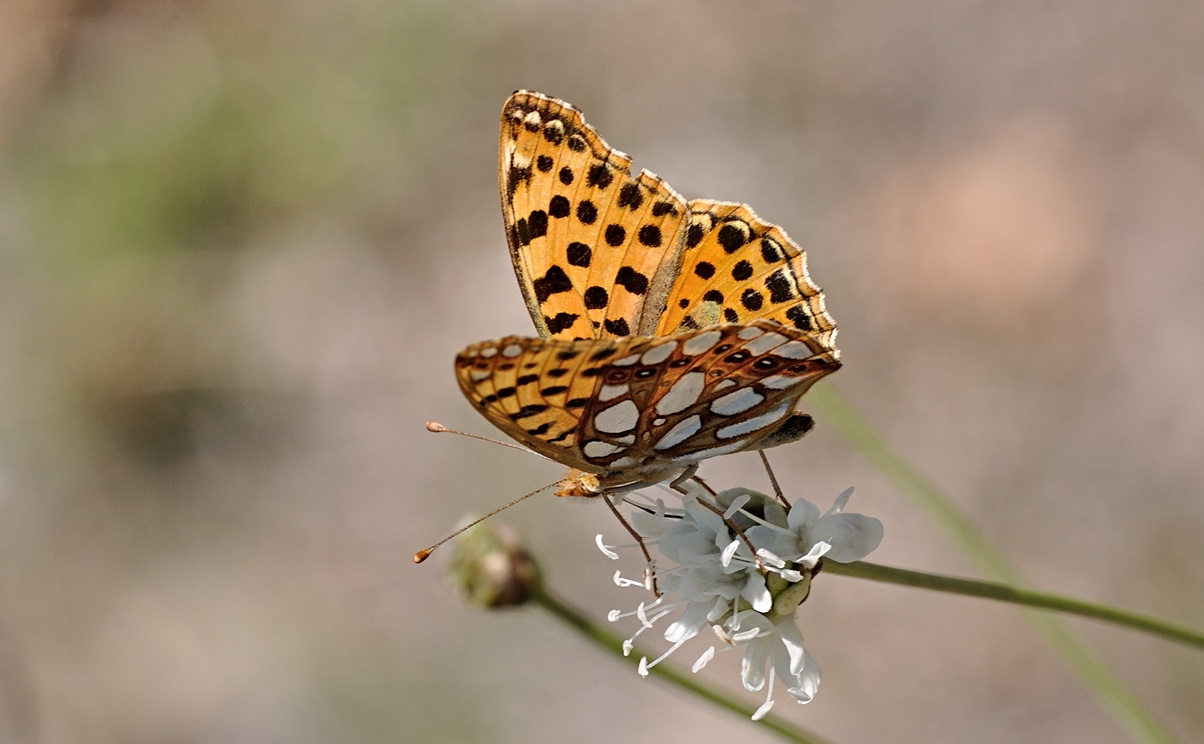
left=554, top=469, right=603, bottom=498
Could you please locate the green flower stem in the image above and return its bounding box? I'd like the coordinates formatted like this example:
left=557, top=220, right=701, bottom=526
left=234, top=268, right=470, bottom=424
left=823, top=560, right=1204, bottom=651
left=811, top=385, right=1178, bottom=744
left=532, top=586, right=836, bottom=744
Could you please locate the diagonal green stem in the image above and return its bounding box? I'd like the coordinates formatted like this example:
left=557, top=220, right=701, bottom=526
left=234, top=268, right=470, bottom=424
left=532, top=586, right=836, bottom=744
left=810, top=385, right=1178, bottom=744
left=823, top=560, right=1204, bottom=651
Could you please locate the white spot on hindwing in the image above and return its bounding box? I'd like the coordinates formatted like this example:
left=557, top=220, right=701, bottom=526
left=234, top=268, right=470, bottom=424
left=480, top=346, right=498, bottom=358
left=681, top=330, right=722, bottom=355
left=502, top=343, right=524, bottom=358
left=710, top=387, right=764, bottom=416
left=773, top=340, right=817, bottom=360
left=737, top=325, right=765, bottom=340
left=716, top=401, right=791, bottom=440
left=584, top=440, right=623, bottom=458
left=669, top=439, right=749, bottom=463
left=654, top=415, right=703, bottom=451
left=655, top=372, right=705, bottom=416
left=598, top=383, right=629, bottom=402
left=760, top=374, right=799, bottom=390
left=612, top=353, right=641, bottom=367
left=742, top=332, right=789, bottom=356
left=593, top=399, right=640, bottom=434
left=640, top=342, right=676, bottom=365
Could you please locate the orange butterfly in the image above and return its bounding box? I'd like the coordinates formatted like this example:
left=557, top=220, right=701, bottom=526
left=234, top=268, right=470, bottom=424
left=458, top=92, right=841, bottom=499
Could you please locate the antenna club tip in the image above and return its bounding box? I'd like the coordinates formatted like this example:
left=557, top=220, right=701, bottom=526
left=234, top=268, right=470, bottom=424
left=425, top=421, right=447, bottom=432
left=413, top=549, right=433, bottom=563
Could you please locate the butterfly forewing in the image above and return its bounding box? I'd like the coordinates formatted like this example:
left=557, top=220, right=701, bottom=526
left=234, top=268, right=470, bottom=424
left=455, top=322, right=840, bottom=480
left=454, top=335, right=601, bottom=471
left=501, top=92, right=837, bottom=357
left=501, top=92, right=689, bottom=340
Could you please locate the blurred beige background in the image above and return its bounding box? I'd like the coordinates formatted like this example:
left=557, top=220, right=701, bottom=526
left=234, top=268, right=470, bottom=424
left=1, top=1, right=1202, bottom=742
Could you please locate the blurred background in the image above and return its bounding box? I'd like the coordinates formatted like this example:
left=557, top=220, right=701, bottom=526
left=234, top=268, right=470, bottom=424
left=2, top=1, right=1202, bottom=742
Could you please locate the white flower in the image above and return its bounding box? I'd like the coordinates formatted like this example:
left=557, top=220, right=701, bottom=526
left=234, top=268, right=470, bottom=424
left=603, top=483, right=883, bottom=718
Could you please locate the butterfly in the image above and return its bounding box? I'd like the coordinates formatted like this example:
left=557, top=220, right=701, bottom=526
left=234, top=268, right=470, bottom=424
left=457, top=91, right=840, bottom=498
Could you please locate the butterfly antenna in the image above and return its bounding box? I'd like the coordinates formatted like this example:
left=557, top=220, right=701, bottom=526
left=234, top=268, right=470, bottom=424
left=412, top=481, right=559, bottom=563
left=425, top=421, right=556, bottom=464
left=758, top=451, right=791, bottom=507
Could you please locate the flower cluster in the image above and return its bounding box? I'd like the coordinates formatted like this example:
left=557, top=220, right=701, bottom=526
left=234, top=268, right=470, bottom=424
left=600, top=483, right=883, bottom=719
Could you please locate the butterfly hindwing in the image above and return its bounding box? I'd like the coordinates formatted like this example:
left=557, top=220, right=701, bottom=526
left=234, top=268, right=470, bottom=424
left=576, top=322, right=839, bottom=470
left=455, top=322, right=840, bottom=478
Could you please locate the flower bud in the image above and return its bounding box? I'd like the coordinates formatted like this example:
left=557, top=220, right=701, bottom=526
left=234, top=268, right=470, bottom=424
left=450, top=519, right=541, bottom=608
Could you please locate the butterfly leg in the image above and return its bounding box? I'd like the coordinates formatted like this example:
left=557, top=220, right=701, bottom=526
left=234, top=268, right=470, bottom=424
left=757, top=451, right=791, bottom=508
left=683, top=476, right=768, bottom=572
left=667, top=464, right=699, bottom=490
left=601, top=491, right=660, bottom=596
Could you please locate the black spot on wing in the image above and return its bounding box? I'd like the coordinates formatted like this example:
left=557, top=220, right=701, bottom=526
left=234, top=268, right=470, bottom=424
left=549, top=195, right=570, bottom=218
left=603, top=318, right=631, bottom=336
left=534, top=266, right=573, bottom=302
left=527, top=210, right=548, bottom=239
left=614, top=266, right=648, bottom=295
left=718, top=224, right=747, bottom=253
left=584, top=286, right=609, bottom=310
left=566, top=242, right=592, bottom=267
left=638, top=224, right=662, bottom=247
left=740, top=289, right=764, bottom=311
left=587, top=164, right=613, bottom=189
left=511, top=404, right=549, bottom=420
left=544, top=312, right=580, bottom=335
left=766, top=269, right=794, bottom=304
left=785, top=305, right=813, bottom=331
left=617, top=183, right=643, bottom=210
left=651, top=200, right=679, bottom=217
left=761, top=237, right=783, bottom=263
